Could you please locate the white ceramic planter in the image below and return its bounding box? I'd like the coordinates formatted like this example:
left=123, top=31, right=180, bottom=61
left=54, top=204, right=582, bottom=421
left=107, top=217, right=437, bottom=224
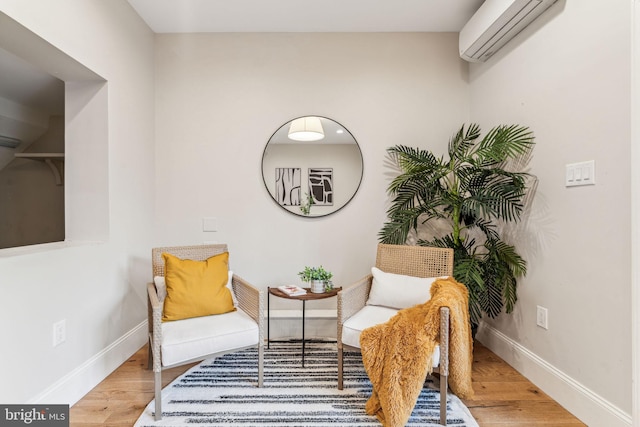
left=310, top=280, right=325, bottom=293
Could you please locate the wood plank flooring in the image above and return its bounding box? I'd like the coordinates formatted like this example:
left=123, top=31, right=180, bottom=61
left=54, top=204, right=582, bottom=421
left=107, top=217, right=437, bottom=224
left=69, top=342, right=585, bottom=426
left=462, top=344, right=585, bottom=426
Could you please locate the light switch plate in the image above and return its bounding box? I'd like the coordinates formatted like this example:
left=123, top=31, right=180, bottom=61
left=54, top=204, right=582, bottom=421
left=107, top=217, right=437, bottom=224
left=566, top=160, right=595, bottom=187
left=202, top=217, right=217, bottom=232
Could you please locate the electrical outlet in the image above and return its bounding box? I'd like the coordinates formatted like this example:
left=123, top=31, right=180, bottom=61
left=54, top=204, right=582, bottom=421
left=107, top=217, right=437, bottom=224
left=536, top=306, right=548, bottom=330
left=53, top=319, right=66, bottom=347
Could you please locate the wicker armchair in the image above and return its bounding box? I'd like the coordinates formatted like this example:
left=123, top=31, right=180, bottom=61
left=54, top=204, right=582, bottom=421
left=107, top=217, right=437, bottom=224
left=337, top=243, right=454, bottom=425
left=147, top=244, right=264, bottom=421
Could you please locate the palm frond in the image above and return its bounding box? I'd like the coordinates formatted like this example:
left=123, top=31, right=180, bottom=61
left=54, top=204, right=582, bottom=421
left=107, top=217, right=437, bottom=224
left=378, top=208, right=423, bottom=244
left=472, top=125, right=535, bottom=168
left=448, top=123, right=481, bottom=161
left=463, top=217, right=500, bottom=241
left=454, top=255, right=485, bottom=325
left=502, top=274, right=518, bottom=314
left=387, top=145, right=443, bottom=174
left=486, top=239, right=527, bottom=278
left=478, top=265, right=504, bottom=318
left=460, top=169, right=529, bottom=222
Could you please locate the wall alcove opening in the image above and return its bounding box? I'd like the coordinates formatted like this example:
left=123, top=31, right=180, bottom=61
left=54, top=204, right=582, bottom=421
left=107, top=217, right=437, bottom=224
left=0, top=12, right=108, bottom=252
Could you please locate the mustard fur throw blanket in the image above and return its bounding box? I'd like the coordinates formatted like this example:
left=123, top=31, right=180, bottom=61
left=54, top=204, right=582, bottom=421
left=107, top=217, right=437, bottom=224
left=360, top=277, right=474, bottom=427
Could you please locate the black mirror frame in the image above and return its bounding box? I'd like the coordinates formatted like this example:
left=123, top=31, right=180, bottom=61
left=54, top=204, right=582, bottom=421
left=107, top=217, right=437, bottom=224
left=261, top=116, right=363, bottom=218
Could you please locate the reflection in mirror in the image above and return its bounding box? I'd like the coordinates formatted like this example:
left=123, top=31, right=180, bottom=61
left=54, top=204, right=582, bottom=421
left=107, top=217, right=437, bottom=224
left=262, top=116, right=363, bottom=217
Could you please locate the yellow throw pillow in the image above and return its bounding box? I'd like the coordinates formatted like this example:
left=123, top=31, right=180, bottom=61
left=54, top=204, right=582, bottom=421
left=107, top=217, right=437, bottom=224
left=162, top=251, right=236, bottom=321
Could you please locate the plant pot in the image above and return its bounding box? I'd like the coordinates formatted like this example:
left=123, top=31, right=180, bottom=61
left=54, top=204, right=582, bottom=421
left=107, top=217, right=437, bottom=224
left=310, top=280, right=325, bottom=293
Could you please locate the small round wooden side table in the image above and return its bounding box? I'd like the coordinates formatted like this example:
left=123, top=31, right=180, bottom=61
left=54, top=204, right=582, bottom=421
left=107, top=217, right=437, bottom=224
left=267, top=286, right=342, bottom=367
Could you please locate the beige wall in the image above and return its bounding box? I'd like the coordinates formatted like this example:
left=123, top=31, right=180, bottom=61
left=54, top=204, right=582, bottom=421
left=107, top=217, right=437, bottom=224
left=154, top=32, right=470, bottom=311
left=469, top=1, right=631, bottom=425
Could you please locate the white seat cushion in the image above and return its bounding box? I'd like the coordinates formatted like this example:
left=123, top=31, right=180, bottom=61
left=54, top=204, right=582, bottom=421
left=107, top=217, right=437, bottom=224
left=342, top=305, right=440, bottom=367
left=161, top=308, right=259, bottom=367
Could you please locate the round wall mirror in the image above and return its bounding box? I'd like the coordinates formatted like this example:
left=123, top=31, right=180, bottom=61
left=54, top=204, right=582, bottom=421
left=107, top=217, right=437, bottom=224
left=262, top=116, right=363, bottom=217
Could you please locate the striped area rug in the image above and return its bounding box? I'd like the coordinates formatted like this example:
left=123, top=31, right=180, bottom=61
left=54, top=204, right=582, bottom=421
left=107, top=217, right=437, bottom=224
left=135, top=342, right=478, bottom=426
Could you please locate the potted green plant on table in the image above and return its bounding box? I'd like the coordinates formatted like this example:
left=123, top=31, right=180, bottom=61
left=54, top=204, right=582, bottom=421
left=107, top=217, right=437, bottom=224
left=298, top=266, right=334, bottom=293
left=378, top=123, right=536, bottom=330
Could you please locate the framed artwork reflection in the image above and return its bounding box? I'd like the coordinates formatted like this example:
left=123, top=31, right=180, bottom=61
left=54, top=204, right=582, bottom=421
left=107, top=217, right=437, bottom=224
left=308, top=168, right=333, bottom=206
left=275, top=167, right=301, bottom=206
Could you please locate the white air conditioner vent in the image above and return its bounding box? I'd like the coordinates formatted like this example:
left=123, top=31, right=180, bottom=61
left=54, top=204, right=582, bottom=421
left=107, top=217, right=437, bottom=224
left=459, top=0, right=558, bottom=62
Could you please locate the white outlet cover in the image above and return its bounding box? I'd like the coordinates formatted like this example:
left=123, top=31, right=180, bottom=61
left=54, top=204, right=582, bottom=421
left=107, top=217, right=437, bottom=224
left=53, top=319, right=66, bottom=347
left=536, top=306, right=548, bottom=330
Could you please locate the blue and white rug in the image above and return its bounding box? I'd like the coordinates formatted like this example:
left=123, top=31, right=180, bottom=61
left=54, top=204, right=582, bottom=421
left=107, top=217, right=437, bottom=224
left=135, top=342, right=478, bottom=426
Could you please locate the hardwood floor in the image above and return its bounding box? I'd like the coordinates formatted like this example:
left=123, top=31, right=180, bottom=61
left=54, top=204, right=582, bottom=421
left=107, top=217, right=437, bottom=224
left=463, top=344, right=585, bottom=426
left=69, top=342, right=585, bottom=426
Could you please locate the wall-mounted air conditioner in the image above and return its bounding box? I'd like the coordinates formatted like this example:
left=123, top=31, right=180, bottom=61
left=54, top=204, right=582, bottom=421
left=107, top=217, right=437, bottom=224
left=459, top=0, right=558, bottom=62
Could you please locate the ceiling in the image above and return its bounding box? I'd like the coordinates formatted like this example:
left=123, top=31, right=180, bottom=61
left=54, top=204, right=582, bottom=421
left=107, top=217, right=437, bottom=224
left=126, top=0, right=485, bottom=33
left=0, top=1, right=485, bottom=118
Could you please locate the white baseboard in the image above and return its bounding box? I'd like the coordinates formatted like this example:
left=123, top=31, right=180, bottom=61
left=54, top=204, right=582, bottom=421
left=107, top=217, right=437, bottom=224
left=477, top=323, right=632, bottom=427
left=30, top=320, right=148, bottom=406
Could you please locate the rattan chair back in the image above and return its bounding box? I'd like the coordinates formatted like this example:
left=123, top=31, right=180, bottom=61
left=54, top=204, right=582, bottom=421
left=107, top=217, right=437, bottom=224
left=375, top=243, right=454, bottom=278
left=151, top=244, right=228, bottom=278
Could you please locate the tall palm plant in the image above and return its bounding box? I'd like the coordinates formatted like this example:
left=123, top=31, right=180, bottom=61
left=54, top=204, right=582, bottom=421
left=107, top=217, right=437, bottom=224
left=379, top=123, right=536, bottom=326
